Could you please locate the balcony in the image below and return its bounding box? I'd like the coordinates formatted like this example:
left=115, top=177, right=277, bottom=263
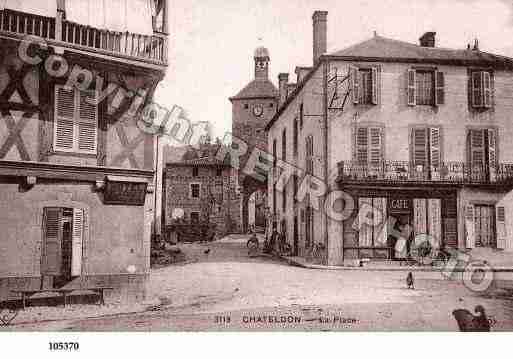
left=0, top=8, right=167, bottom=66
left=337, top=161, right=513, bottom=186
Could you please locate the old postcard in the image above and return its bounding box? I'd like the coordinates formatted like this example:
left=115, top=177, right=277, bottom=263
left=1, top=1, right=513, bottom=351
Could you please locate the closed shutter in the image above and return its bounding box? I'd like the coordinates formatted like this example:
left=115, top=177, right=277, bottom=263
left=71, top=208, right=84, bottom=277
left=430, top=127, right=441, bottom=179
left=496, top=206, right=507, bottom=249
left=358, top=198, right=373, bottom=247
left=427, top=199, right=442, bottom=249
left=41, top=208, right=63, bottom=276
left=369, top=127, right=383, bottom=166
left=350, top=65, right=359, bottom=104
left=54, top=86, right=75, bottom=151
left=371, top=67, right=379, bottom=105
left=413, top=128, right=428, bottom=169
left=407, top=69, right=416, bottom=106
left=356, top=127, right=368, bottom=164
left=469, top=130, right=485, bottom=177
left=413, top=198, right=427, bottom=238
left=78, top=90, right=98, bottom=153
left=435, top=71, right=445, bottom=105
left=465, top=204, right=476, bottom=249
left=472, top=71, right=483, bottom=108
left=488, top=129, right=497, bottom=182
left=483, top=71, right=492, bottom=108
left=373, top=197, right=387, bottom=247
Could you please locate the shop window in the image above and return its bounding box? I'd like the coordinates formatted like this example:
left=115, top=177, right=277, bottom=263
left=190, top=183, right=201, bottom=198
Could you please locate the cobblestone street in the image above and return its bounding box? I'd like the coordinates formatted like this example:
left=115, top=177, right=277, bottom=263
left=7, top=236, right=513, bottom=331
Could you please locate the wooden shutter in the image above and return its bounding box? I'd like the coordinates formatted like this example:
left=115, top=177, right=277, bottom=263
left=71, top=208, right=84, bottom=277
left=427, top=199, right=442, bottom=249
left=78, top=90, right=98, bottom=153
left=472, top=71, right=483, bottom=108
left=413, top=128, right=428, bottom=169
left=41, top=208, right=63, bottom=276
left=435, top=71, right=445, bottom=105
left=469, top=129, right=485, bottom=169
left=430, top=127, right=441, bottom=179
left=54, top=86, right=75, bottom=151
left=356, top=127, right=368, bottom=164
left=350, top=65, right=359, bottom=104
left=358, top=198, right=373, bottom=247
left=407, top=69, right=416, bottom=106
left=496, top=206, right=507, bottom=249
left=488, top=129, right=497, bottom=181
left=413, top=198, right=427, bottom=237
left=465, top=204, right=476, bottom=249
left=371, top=67, right=379, bottom=105
left=369, top=127, right=383, bottom=165
left=373, top=197, right=387, bottom=247
left=483, top=71, right=492, bottom=108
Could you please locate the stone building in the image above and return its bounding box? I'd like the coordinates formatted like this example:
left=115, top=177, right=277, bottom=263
left=266, top=10, right=513, bottom=265
left=230, top=46, right=279, bottom=232
left=0, top=0, right=168, bottom=302
left=163, top=143, right=240, bottom=241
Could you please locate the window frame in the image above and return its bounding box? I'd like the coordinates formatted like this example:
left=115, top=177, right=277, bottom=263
left=189, top=182, right=201, bottom=199
left=53, top=85, right=99, bottom=155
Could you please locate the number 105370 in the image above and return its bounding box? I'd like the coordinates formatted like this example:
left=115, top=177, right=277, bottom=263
left=49, top=342, right=79, bottom=351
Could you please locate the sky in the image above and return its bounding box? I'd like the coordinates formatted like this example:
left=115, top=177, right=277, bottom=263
left=154, top=0, right=513, bottom=140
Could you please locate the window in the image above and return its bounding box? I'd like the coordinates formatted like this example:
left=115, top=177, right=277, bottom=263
left=293, top=118, right=298, bottom=155
left=293, top=174, right=298, bottom=204
left=190, top=183, right=201, bottom=198
left=468, top=128, right=497, bottom=175
left=282, top=186, right=287, bottom=213
left=355, top=127, right=383, bottom=165
left=299, top=103, right=304, bottom=130
left=350, top=66, right=379, bottom=105
left=272, top=139, right=277, bottom=168
left=244, top=104, right=249, bottom=109
left=411, top=127, right=442, bottom=168
left=190, top=212, right=200, bottom=224
left=282, top=128, right=287, bottom=161
left=192, top=167, right=199, bottom=177
left=305, top=135, right=314, bottom=174
left=54, top=85, right=98, bottom=154
left=216, top=167, right=222, bottom=177
left=471, top=71, right=492, bottom=108
left=273, top=183, right=277, bottom=215
left=407, top=69, right=444, bottom=106
left=269, top=103, right=274, bottom=108
left=42, top=207, right=85, bottom=277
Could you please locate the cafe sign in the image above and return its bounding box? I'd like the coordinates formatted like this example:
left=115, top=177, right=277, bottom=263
left=390, top=198, right=411, bottom=211
left=103, top=176, right=149, bottom=206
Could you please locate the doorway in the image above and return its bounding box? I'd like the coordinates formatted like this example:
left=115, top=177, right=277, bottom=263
left=474, top=205, right=496, bottom=248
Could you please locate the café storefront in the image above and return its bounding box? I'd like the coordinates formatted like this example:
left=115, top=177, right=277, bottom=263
left=341, top=187, right=458, bottom=260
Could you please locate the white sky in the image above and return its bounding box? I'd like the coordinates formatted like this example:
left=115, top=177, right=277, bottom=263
left=155, top=0, right=513, bottom=139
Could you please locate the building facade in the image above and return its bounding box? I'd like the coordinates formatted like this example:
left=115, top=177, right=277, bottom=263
left=266, top=11, right=513, bottom=265
left=163, top=144, right=240, bottom=241
left=230, top=47, right=279, bottom=232
left=0, top=0, right=168, bottom=302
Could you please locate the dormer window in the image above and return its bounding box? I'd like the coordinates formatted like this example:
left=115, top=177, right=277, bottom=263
left=471, top=70, right=493, bottom=109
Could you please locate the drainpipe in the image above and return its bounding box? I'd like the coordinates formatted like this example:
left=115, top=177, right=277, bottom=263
left=322, top=59, right=329, bottom=265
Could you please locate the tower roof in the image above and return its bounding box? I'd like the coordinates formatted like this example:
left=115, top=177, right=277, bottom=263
left=230, top=79, right=278, bottom=101
left=254, top=46, right=270, bottom=58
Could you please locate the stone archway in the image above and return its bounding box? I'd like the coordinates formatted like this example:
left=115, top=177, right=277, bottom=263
left=240, top=174, right=267, bottom=233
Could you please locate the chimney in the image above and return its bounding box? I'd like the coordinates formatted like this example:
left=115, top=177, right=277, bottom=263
left=278, top=73, right=289, bottom=106
left=295, top=66, right=312, bottom=84
left=419, top=32, right=436, bottom=47
left=312, top=11, right=328, bottom=65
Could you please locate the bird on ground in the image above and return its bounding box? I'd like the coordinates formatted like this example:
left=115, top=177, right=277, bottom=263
left=204, top=248, right=211, bottom=255
left=406, top=272, right=414, bottom=289
left=452, top=305, right=491, bottom=332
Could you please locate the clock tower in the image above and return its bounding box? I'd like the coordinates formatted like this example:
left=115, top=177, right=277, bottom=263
left=229, top=46, right=279, bottom=232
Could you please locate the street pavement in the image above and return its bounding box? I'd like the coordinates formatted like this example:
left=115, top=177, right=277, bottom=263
left=8, top=235, right=513, bottom=331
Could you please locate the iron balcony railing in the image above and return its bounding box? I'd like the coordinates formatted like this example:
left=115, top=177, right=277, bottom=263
left=338, top=161, right=513, bottom=185
left=0, top=9, right=167, bottom=65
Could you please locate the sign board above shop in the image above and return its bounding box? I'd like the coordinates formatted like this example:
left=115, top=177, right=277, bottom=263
left=103, top=176, right=149, bottom=206
left=389, top=198, right=411, bottom=211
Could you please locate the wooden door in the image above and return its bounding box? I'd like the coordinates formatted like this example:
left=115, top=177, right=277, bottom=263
left=41, top=208, right=63, bottom=276
left=475, top=205, right=496, bottom=248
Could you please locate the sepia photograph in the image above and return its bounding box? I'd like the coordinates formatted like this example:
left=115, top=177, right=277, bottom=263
left=1, top=0, right=513, bottom=356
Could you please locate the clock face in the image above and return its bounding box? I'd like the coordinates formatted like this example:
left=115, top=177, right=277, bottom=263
left=253, top=104, right=264, bottom=117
